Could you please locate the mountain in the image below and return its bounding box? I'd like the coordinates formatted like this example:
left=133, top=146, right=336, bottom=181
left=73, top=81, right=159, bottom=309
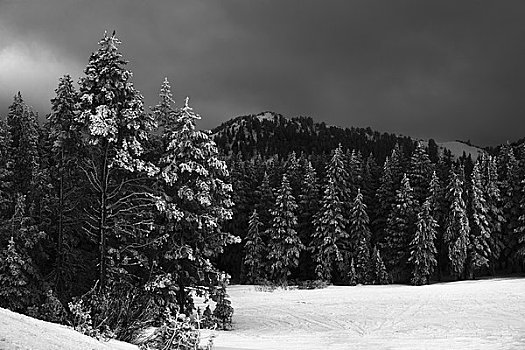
left=212, top=111, right=416, bottom=162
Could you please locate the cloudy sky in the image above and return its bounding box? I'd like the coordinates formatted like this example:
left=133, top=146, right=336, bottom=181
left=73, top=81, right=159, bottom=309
left=1, top=0, right=525, bottom=146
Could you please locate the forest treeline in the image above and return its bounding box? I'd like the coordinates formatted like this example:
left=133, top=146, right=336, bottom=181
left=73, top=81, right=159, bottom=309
left=0, top=32, right=234, bottom=345
left=213, top=116, right=525, bottom=286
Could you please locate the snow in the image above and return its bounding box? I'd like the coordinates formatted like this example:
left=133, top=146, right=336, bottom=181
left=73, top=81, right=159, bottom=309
left=438, top=141, right=484, bottom=159
left=214, top=278, right=525, bottom=350
left=255, top=112, right=275, bottom=123
left=2, top=278, right=523, bottom=350
left=0, top=307, right=138, bottom=350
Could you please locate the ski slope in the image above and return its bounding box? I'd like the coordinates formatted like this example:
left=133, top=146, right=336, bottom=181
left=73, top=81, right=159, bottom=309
left=214, top=278, right=525, bottom=350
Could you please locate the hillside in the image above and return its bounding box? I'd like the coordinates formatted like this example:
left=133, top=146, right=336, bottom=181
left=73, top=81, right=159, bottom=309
left=212, top=111, right=415, bottom=162
left=0, top=307, right=137, bottom=350
left=212, top=111, right=492, bottom=163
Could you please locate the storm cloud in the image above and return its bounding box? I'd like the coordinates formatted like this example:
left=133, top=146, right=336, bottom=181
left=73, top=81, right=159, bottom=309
left=1, top=0, right=525, bottom=145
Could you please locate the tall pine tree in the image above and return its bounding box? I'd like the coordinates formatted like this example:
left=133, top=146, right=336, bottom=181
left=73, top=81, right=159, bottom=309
left=267, top=175, right=303, bottom=283
left=409, top=199, right=438, bottom=285
left=444, top=168, right=470, bottom=279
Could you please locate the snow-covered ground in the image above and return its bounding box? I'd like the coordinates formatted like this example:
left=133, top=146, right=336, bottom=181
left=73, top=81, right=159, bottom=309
left=1, top=278, right=523, bottom=350
left=214, top=278, right=525, bottom=350
left=0, top=307, right=137, bottom=350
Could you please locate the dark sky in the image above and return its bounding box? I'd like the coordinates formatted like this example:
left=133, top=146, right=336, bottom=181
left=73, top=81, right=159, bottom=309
left=1, top=0, right=525, bottom=146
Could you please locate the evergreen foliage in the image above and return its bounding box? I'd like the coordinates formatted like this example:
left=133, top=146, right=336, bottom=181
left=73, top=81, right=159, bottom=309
left=408, top=141, right=433, bottom=204
left=444, top=168, right=470, bottom=279
left=154, top=85, right=236, bottom=313
left=371, top=246, right=389, bottom=284
left=467, top=162, right=492, bottom=278
left=409, top=200, right=438, bottom=285
left=312, top=177, right=348, bottom=282
left=267, top=175, right=304, bottom=283
left=243, top=210, right=265, bottom=283
left=382, top=173, right=416, bottom=281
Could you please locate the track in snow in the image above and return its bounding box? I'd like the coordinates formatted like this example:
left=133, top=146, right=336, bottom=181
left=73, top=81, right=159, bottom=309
left=214, top=278, right=525, bottom=350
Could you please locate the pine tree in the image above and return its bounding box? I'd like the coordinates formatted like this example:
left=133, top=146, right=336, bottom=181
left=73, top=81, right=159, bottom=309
left=408, top=200, right=438, bottom=285
left=382, top=173, right=416, bottom=281
left=6, top=92, right=40, bottom=206
left=514, top=169, right=525, bottom=262
left=297, top=160, right=320, bottom=280
left=408, top=141, right=433, bottom=205
left=347, top=257, right=357, bottom=286
left=0, top=119, right=12, bottom=218
left=256, top=171, right=275, bottom=230
left=355, top=237, right=372, bottom=284
left=0, top=194, right=46, bottom=312
left=348, top=189, right=371, bottom=255
left=467, top=162, right=492, bottom=278
left=267, top=175, right=303, bottom=283
left=371, top=246, right=389, bottom=284
left=374, top=145, right=404, bottom=245
left=47, top=74, right=83, bottom=294
left=480, top=154, right=505, bottom=273
left=155, top=91, right=235, bottom=313
left=444, top=168, right=470, bottom=279
left=428, top=170, right=446, bottom=280
left=76, top=32, right=158, bottom=290
left=497, top=143, right=520, bottom=266
left=243, top=210, right=265, bottom=283
left=311, top=177, right=348, bottom=282
left=347, top=149, right=363, bottom=198
left=327, top=144, right=351, bottom=209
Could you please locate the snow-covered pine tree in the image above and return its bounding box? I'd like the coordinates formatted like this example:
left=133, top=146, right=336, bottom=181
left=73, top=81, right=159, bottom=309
left=467, top=161, right=492, bottom=278
left=154, top=85, right=235, bottom=313
left=0, top=119, right=12, bottom=218
left=47, top=74, right=83, bottom=294
left=408, top=199, right=438, bottom=285
left=297, top=160, right=320, bottom=280
left=243, top=209, right=265, bottom=283
left=285, top=151, right=301, bottom=198
left=444, top=167, right=470, bottom=279
left=371, top=246, right=389, bottom=284
left=347, top=257, right=357, bottom=286
left=267, top=175, right=303, bottom=284
left=374, top=145, right=404, bottom=246
left=497, top=143, right=520, bottom=265
left=428, top=170, right=446, bottom=280
left=256, top=171, right=275, bottom=230
left=328, top=144, right=351, bottom=209
left=480, top=154, right=505, bottom=273
left=514, top=169, right=525, bottom=262
left=0, top=194, right=45, bottom=312
left=348, top=189, right=371, bottom=255
left=6, top=93, right=40, bottom=207
left=346, top=149, right=363, bottom=198
left=408, top=141, right=433, bottom=205
left=311, top=176, right=348, bottom=282
left=382, top=173, right=416, bottom=281
left=76, top=32, right=158, bottom=290
left=355, top=236, right=372, bottom=284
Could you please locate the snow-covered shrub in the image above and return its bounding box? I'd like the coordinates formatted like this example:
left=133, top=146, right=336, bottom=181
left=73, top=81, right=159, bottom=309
left=138, top=312, right=212, bottom=350
left=296, top=280, right=329, bottom=290
left=212, top=285, right=233, bottom=330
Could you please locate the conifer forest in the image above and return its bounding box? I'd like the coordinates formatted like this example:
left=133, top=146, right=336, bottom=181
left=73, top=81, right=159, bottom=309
left=1, top=32, right=525, bottom=349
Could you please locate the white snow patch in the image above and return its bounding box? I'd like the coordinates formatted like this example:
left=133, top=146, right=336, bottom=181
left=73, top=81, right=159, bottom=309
left=0, top=307, right=138, bottom=350
left=256, top=112, right=275, bottom=122
left=214, top=278, right=525, bottom=350
left=439, top=141, right=485, bottom=159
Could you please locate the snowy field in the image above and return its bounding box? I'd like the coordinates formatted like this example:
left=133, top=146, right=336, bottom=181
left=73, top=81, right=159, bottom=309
left=214, top=278, right=525, bottom=350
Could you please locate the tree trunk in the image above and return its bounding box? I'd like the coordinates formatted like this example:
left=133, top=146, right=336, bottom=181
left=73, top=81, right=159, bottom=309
left=98, top=143, right=109, bottom=292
